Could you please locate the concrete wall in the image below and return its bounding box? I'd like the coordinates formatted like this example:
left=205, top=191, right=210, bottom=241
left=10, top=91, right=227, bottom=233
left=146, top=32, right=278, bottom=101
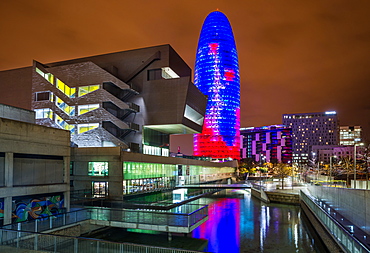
left=0, top=117, right=70, bottom=225
left=307, top=185, right=370, bottom=235
left=0, top=103, right=35, bottom=124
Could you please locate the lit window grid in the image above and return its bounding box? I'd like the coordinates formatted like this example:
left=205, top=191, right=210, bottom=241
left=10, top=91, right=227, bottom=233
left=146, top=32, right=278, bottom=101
left=194, top=11, right=240, bottom=160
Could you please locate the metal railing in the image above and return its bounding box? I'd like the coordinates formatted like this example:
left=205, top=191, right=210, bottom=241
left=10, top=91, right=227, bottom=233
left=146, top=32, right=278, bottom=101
left=0, top=229, right=205, bottom=253
left=300, top=190, right=370, bottom=253
left=2, top=205, right=208, bottom=233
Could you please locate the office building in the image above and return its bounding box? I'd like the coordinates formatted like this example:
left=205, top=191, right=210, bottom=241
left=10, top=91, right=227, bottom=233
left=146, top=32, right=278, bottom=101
left=193, top=11, right=240, bottom=160
left=0, top=45, right=207, bottom=156
left=282, top=111, right=339, bottom=164
left=240, top=125, right=292, bottom=163
left=340, top=126, right=362, bottom=145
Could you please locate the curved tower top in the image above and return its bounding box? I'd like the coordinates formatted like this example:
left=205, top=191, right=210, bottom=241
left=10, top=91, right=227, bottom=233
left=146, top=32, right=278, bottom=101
left=194, top=11, right=240, bottom=160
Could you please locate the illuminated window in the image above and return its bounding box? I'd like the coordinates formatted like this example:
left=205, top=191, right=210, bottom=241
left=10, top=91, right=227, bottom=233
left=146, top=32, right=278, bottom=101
left=184, top=105, right=204, bottom=125
left=55, top=97, right=75, bottom=116
left=92, top=181, right=108, bottom=197
left=78, top=123, right=99, bottom=134
left=78, top=85, right=100, bottom=97
left=56, top=79, right=76, bottom=98
left=35, top=108, right=53, bottom=119
left=78, top=104, right=99, bottom=115
left=147, top=67, right=180, bottom=81
left=88, top=162, right=108, bottom=176
left=55, top=114, right=74, bottom=130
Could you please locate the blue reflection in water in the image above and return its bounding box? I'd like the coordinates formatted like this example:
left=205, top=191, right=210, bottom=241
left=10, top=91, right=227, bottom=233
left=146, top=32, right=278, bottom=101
left=191, top=190, right=318, bottom=253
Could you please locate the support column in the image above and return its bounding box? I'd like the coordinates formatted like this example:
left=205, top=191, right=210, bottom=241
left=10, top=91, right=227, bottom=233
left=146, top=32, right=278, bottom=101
left=4, top=197, right=12, bottom=225
left=4, top=153, right=13, bottom=225
left=5, top=152, right=13, bottom=187
left=63, top=156, right=71, bottom=212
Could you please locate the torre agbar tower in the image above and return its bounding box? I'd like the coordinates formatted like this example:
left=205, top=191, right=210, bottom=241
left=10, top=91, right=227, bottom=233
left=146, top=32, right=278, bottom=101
left=194, top=11, right=240, bottom=160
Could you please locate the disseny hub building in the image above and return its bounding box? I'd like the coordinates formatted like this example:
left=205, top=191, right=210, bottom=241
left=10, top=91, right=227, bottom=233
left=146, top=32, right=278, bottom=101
left=0, top=45, right=207, bottom=157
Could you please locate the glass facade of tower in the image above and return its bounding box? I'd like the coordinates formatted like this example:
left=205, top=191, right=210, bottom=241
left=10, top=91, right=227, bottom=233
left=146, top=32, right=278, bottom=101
left=193, top=11, right=240, bottom=160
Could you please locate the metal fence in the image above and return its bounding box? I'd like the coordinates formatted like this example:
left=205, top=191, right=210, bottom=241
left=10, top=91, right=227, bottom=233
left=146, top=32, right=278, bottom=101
left=0, top=229, right=205, bottom=253
left=2, top=205, right=208, bottom=233
left=89, top=205, right=208, bottom=228
left=300, top=190, right=370, bottom=253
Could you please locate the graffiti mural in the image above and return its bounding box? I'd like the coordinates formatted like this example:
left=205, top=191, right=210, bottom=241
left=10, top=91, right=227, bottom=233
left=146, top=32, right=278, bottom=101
left=12, top=195, right=64, bottom=222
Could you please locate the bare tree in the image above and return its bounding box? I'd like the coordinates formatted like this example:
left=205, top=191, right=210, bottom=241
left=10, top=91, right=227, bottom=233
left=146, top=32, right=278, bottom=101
left=271, top=163, right=293, bottom=189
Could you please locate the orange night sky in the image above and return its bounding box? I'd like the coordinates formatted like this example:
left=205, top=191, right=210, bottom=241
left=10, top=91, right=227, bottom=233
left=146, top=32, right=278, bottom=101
left=1, top=0, right=369, bottom=141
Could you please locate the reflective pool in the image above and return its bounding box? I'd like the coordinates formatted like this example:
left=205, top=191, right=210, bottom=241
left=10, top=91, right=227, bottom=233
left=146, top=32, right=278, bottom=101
left=191, top=189, right=325, bottom=252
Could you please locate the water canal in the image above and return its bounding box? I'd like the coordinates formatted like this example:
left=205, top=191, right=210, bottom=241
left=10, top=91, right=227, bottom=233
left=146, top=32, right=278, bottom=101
left=190, top=189, right=325, bottom=252
left=88, top=189, right=326, bottom=252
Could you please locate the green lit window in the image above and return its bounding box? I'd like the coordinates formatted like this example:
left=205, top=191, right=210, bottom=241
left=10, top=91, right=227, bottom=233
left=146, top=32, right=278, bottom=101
left=78, top=85, right=100, bottom=97
left=78, top=123, right=99, bottom=134
left=35, top=67, right=45, bottom=77
left=35, top=108, right=53, bottom=119
left=89, top=162, right=108, bottom=176
left=78, top=104, right=99, bottom=115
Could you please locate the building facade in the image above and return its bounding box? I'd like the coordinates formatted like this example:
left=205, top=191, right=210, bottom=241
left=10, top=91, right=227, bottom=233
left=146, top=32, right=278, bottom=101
left=0, top=45, right=207, bottom=156
left=0, top=105, right=70, bottom=225
left=193, top=11, right=240, bottom=160
left=340, top=126, right=362, bottom=145
left=282, top=111, right=339, bottom=164
left=240, top=125, right=292, bottom=163
left=71, top=147, right=237, bottom=200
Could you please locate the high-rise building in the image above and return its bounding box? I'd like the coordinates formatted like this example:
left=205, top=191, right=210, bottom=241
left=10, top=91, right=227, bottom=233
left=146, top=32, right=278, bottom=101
left=240, top=125, right=292, bottom=163
left=193, top=11, right=240, bottom=160
left=0, top=45, right=207, bottom=155
left=282, top=111, right=339, bottom=164
left=339, top=126, right=362, bottom=145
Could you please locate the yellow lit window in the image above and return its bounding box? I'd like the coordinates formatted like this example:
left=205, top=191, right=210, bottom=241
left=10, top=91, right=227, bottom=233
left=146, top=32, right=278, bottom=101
left=78, top=123, right=99, bottom=134
left=78, top=85, right=100, bottom=97
left=78, top=104, right=99, bottom=115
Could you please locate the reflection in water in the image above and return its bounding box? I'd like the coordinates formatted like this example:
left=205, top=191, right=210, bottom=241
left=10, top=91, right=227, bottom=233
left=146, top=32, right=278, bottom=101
left=191, top=190, right=320, bottom=252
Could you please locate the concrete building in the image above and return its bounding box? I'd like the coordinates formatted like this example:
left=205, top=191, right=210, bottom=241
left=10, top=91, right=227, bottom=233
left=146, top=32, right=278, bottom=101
left=240, top=125, right=292, bottom=163
left=282, top=111, right=339, bottom=164
left=71, top=147, right=237, bottom=200
left=0, top=45, right=207, bottom=156
left=0, top=105, right=70, bottom=225
left=339, top=126, right=362, bottom=145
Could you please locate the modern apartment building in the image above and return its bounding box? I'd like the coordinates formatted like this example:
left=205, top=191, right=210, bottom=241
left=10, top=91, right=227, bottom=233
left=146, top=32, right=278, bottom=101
left=240, top=125, right=292, bottom=163
left=340, top=126, right=362, bottom=145
left=282, top=111, right=339, bottom=164
left=0, top=45, right=207, bottom=156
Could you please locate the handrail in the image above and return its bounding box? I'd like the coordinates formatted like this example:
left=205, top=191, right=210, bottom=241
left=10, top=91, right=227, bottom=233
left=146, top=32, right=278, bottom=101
left=300, top=190, right=370, bottom=253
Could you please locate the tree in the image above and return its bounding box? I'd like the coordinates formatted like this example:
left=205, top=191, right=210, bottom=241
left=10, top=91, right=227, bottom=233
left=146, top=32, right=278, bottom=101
left=271, top=163, right=293, bottom=189
left=339, top=156, right=353, bottom=187
left=238, top=158, right=257, bottom=180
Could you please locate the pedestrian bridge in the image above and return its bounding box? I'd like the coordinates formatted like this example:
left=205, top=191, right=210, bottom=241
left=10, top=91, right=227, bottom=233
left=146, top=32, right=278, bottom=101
left=176, top=183, right=251, bottom=189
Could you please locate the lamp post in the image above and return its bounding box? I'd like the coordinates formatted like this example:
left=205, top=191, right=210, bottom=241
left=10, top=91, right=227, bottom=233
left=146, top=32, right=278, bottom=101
left=329, top=155, right=336, bottom=183
left=354, top=141, right=364, bottom=189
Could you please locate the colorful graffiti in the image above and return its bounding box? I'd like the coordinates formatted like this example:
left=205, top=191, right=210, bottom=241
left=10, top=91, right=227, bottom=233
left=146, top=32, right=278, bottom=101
left=12, top=195, right=64, bottom=222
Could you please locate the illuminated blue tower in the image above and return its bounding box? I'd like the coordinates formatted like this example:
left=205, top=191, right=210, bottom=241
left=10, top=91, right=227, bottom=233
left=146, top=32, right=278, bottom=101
left=194, top=11, right=240, bottom=160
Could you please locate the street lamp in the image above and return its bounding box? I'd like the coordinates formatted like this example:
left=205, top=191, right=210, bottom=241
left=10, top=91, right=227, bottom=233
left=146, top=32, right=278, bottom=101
left=354, top=140, right=364, bottom=189
left=329, top=155, right=337, bottom=183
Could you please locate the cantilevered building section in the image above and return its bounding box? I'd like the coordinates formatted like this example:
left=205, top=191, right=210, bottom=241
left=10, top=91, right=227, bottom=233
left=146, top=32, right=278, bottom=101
left=193, top=11, right=240, bottom=160
left=0, top=45, right=207, bottom=155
